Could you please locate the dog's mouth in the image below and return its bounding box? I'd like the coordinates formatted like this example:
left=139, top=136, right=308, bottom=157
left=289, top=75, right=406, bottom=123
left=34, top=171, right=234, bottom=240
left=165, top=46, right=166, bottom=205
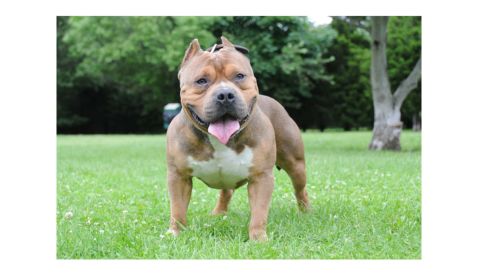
left=188, top=106, right=209, bottom=127
left=187, top=101, right=254, bottom=145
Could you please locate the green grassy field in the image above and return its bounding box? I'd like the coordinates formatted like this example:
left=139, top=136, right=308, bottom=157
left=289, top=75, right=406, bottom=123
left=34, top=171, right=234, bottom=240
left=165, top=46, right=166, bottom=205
left=57, top=131, right=421, bottom=259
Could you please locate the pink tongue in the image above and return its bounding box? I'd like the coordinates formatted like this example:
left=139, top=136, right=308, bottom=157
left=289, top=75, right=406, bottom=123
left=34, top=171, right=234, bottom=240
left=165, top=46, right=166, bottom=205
left=208, top=118, right=240, bottom=144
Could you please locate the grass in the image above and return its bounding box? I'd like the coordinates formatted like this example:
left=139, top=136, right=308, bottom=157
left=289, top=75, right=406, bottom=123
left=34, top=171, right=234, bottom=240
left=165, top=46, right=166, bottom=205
left=57, top=131, right=421, bottom=259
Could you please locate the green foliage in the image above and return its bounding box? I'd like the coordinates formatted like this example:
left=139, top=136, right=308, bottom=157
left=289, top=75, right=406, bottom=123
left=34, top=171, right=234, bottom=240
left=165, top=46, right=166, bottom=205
left=57, top=16, right=337, bottom=133
left=57, top=16, right=421, bottom=133
left=321, top=17, right=373, bottom=130
left=57, top=131, right=421, bottom=259
left=209, top=17, right=336, bottom=108
left=64, top=17, right=215, bottom=82
left=58, top=17, right=214, bottom=133
left=57, top=17, right=87, bottom=129
left=387, top=16, right=422, bottom=122
left=318, top=16, right=421, bottom=130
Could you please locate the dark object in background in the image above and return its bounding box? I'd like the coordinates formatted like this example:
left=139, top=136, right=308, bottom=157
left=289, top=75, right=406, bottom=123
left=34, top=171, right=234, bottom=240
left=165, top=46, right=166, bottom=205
left=57, top=16, right=420, bottom=134
left=163, top=103, right=181, bottom=129
left=412, top=112, right=421, bottom=131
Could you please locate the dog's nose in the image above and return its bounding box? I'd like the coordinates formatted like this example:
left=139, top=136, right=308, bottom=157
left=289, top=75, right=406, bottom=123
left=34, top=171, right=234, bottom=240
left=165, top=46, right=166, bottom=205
left=215, top=89, right=236, bottom=104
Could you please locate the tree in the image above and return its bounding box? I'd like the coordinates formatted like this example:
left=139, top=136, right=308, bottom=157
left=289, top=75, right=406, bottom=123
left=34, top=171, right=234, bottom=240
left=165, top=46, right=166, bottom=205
left=387, top=16, right=422, bottom=129
left=325, top=17, right=372, bottom=130
left=369, top=16, right=421, bottom=150
left=57, top=16, right=421, bottom=134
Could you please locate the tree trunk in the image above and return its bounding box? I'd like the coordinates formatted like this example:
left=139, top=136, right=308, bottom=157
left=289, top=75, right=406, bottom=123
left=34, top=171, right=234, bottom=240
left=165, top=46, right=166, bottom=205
left=369, top=17, right=421, bottom=151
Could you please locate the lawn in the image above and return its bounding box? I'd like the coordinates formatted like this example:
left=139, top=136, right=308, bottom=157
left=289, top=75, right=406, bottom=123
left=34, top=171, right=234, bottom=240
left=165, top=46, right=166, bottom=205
left=57, top=131, right=421, bottom=259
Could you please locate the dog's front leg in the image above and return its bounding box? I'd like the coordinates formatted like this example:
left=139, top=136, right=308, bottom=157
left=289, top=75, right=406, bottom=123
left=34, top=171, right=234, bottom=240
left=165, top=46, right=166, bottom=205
left=247, top=170, right=274, bottom=241
left=167, top=168, right=192, bottom=236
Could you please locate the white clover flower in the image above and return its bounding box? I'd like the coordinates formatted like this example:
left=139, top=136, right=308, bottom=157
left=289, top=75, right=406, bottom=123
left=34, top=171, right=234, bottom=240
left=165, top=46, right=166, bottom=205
left=64, top=211, right=73, bottom=220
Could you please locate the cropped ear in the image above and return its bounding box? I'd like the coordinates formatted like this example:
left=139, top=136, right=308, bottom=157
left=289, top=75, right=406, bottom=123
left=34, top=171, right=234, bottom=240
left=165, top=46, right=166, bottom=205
left=206, top=43, right=249, bottom=55
left=181, top=39, right=202, bottom=67
left=220, top=36, right=235, bottom=48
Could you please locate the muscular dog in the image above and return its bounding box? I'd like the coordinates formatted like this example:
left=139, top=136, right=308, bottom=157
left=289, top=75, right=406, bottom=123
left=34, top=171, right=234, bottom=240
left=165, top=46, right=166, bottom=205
left=166, top=36, right=310, bottom=241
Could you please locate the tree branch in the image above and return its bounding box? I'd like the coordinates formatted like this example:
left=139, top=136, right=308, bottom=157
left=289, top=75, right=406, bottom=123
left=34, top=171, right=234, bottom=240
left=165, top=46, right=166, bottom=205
left=393, top=57, right=422, bottom=110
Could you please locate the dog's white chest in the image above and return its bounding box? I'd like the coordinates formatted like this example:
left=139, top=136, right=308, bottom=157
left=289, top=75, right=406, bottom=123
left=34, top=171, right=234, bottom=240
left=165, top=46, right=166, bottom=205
left=187, top=136, right=253, bottom=189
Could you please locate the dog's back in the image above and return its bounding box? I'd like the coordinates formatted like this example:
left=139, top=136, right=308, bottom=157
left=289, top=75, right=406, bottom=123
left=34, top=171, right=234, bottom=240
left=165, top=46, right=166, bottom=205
left=257, top=94, right=305, bottom=169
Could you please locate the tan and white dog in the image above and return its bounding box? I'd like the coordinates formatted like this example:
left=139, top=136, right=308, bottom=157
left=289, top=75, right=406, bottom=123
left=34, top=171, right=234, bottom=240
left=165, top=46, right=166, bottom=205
left=166, top=37, right=310, bottom=241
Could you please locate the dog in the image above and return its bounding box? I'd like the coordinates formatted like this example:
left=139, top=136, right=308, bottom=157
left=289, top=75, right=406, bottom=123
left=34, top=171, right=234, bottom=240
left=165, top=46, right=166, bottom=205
left=166, top=36, right=310, bottom=241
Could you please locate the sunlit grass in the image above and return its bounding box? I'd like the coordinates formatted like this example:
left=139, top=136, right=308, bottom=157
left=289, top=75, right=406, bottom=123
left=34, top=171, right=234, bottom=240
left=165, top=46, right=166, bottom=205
left=57, top=131, right=421, bottom=259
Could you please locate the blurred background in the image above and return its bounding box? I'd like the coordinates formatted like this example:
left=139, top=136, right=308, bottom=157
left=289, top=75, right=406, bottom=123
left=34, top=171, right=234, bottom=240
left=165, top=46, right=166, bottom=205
left=57, top=16, right=421, bottom=134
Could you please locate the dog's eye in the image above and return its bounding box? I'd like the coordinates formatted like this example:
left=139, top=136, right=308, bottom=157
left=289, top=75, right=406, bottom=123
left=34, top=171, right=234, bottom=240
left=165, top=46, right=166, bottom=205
left=195, top=78, right=208, bottom=85
left=235, top=73, right=245, bottom=80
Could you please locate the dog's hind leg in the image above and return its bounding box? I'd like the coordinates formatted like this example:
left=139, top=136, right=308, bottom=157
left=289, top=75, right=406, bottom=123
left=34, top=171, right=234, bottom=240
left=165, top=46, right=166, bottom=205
left=281, top=157, right=311, bottom=212
left=211, top=189, right=234, bottom=215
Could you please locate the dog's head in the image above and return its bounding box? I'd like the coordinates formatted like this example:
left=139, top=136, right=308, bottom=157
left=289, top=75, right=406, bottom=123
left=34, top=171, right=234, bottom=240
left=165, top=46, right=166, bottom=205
left=178, top=36, right=258, bottom=144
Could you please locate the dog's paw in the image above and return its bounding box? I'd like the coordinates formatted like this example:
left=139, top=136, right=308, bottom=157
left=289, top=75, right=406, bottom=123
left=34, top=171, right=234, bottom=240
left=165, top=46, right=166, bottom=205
left=165, top=228, right=180, bottom=237
left=298, top=202, right=312, bottom=213
left=249, top=229, right=268, bottom=242
left=297, top=197, right=312, bottom=213
left=211, top=208, right=228, bottom=216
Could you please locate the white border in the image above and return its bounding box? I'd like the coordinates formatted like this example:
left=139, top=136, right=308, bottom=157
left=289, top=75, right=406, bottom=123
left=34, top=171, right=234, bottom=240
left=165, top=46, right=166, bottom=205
left=1, top=0, right=480, bottom=279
